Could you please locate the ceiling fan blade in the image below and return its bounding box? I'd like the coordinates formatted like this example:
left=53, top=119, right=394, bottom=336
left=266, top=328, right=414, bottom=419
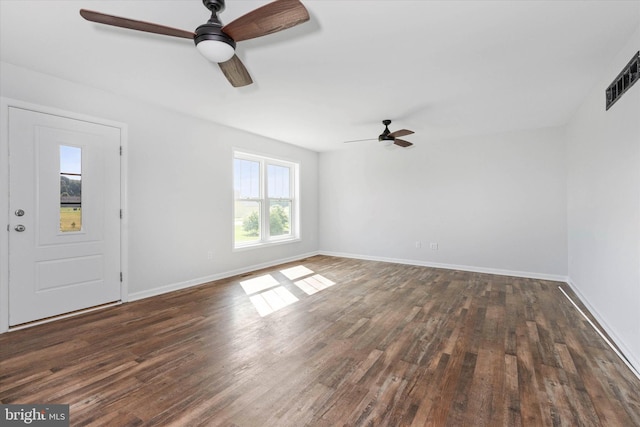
left=222, top=0, right=310, bottom=42
left=388, top=129, right=414, bottom=138
left=344, top=138, right=377, bottom=143
left=218, top=55, right=253, bottom=87
left=393, top=139, right=413, bottom=148
left=79, top=9, right=195, bottom=39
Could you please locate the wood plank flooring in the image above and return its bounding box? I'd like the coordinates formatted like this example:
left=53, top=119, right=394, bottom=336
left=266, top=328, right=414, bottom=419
left=2, top=255, right=640, bottom=426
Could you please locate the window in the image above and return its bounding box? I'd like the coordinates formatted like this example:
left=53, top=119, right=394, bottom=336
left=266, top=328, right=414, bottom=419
left=234, top=151, right=299, bottom=248
left=60, top=145, right=82, bottom=232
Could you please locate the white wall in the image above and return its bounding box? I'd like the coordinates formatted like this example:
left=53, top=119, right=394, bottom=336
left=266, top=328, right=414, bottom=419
left=0, top=62, right=319, bottom=305
left=566, top=26, right=640, bottom=371
left=319, top=126, right=568, bottom=279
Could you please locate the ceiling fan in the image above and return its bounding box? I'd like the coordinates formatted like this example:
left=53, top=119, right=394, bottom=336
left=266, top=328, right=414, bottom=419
left=79, top=0, right=310, bottom=87
left=344, top=120, right=415, bottom=147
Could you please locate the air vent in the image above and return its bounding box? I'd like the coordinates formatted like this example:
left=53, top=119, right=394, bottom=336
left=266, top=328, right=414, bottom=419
left=606, top=51, right=639, bottom=110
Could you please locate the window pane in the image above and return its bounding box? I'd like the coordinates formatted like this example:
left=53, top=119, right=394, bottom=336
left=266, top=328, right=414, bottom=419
left=60, top=146, right=82, bottom=232
left=267, top=164, right=290, bottom=198
left=235, top=200, right=261, bottom=243
left=234, top=159, right=260, bottom=199
left=60, top=145, right=82, bottom=174
left=269, top=200, right=291, bottom=237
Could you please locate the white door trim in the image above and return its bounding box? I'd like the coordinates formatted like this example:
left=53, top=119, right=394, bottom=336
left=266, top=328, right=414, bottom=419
left=0, top=98, right=128, bottom=333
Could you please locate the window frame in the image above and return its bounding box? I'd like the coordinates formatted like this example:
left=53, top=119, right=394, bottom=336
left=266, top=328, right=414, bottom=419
left=233, top=151, right=300, bottom=250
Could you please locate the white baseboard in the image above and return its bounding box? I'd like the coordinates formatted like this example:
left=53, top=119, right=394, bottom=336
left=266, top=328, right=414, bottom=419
left=564, top=279, right=640, bottom=377
left=318, top=251, right=569, bottom=283
left=127, top=251, right=320, bottom=302
left=129, top=250, right=567, bottom=303
left=129, top=250, right=568, bottom=303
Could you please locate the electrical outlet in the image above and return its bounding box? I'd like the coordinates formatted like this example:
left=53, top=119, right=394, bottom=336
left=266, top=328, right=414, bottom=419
left=415, top=241, right=422, bottom=249
left=207, top=251, right=214, bottom=260
left=430, top=243, right=439, bottom=251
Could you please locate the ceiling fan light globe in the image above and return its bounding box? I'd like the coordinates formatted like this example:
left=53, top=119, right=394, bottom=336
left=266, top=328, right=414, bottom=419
left=196, top=39, right=235, bottom=63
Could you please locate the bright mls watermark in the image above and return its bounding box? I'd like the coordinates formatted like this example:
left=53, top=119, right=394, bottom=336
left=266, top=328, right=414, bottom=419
left=1, top=405, right=69, bottom=426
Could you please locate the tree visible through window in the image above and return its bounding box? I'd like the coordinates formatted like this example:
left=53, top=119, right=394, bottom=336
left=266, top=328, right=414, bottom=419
left=234, top=152, right=298, bottom=247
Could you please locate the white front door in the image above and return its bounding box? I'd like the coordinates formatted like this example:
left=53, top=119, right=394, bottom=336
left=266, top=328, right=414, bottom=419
left=8, top=107, right=121, bottom=326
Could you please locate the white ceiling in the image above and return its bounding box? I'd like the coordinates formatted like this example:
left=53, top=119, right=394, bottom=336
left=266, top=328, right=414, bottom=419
left=1, top=0, right=639, bottom=152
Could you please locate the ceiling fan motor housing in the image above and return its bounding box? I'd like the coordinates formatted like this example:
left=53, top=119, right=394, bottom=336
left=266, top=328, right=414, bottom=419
left=194, top=1, right=236, bottom=64
left=194, top=24, right=236, bottom=62
left=195, top=24, right=236, bottom=48
left=379, top=119, right=392, bottom=141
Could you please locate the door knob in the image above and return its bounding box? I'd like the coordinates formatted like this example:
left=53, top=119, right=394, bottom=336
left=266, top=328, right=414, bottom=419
left=15, top=209, right=25, bottom=216
left=14, top=225, right=26, bottom=232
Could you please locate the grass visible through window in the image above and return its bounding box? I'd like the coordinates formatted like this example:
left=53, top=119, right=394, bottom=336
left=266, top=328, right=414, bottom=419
left=234, top=220, right=259, bottom=243
left=60, top=207, right=82, bottom=232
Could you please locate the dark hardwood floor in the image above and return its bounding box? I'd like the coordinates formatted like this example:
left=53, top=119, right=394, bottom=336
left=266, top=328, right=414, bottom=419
left=1, top=255, right=640, bottom=426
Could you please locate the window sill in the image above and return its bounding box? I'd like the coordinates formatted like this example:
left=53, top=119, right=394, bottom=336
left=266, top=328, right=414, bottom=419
left=233, top=237, right=301, bottom=252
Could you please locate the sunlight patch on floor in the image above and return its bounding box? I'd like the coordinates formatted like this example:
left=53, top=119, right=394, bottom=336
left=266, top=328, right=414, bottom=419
left=294, top=274, right=336, bottom=295
left=249, top=286, right=299, bottom=317
left=240, top=265, right=337, bottom=316
left=240, top=274, right=280, bottom=295
left=280, top=265, right=315, bottom=280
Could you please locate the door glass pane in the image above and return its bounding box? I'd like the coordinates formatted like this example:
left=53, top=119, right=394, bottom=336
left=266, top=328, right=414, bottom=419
left=60, top=145, right=82, bottom=232
left=269, top=200, right=291, bottom=237
left=235, top=201, right=261, bottom=244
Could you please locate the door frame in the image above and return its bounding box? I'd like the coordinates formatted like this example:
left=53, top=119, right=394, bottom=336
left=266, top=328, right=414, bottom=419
left=0, top=98, right=129, bottom=333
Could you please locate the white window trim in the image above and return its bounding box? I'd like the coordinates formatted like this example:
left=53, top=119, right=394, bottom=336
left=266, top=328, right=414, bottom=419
left=233, top=151, right=300, bottom=250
